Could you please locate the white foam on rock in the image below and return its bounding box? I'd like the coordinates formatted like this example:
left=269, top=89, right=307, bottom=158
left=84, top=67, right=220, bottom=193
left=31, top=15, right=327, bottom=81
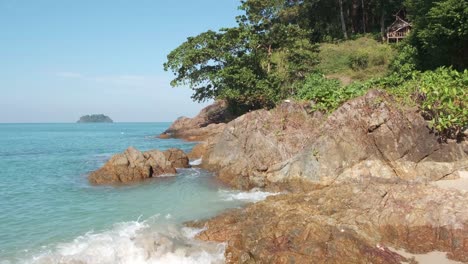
left=189, top=158, right=202, bottom=166
left=219, top=188, right=280, bottom=202
left=24, top=218, right=225, bottom=264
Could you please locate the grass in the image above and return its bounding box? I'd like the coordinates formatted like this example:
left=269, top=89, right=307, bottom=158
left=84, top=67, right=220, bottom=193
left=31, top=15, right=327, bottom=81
left=317, top=36, right=396, bottom=83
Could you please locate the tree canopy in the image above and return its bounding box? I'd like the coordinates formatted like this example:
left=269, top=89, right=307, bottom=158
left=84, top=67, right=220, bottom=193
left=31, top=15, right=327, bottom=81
left=164, top=0, right=467, bottom=110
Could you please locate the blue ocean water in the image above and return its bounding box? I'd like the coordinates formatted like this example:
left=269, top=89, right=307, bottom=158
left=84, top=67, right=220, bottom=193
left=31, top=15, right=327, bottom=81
left=0, top=123, right=275, bottom=264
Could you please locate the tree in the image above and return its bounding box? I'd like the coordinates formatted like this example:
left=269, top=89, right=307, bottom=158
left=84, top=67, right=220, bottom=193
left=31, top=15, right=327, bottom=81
left=339, top=0, right=349, bottom=39
left=405, top=0, right=468, bottom=70
left=164, top=0, right=319, bottom=109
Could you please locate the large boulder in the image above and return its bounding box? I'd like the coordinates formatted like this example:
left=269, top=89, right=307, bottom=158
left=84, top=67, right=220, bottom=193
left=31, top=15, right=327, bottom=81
left=89, top=147, right=189, bottom=184
left=159, top=100, right=233, bottom=141
left=267, top=90, right=468, bottom=186
left=202, top=90, right=468, bottom=189
left=163, top=148, right=190, bottom=168
left=192, top=182, right=468, bottom=263
left=202, top=101, right=324, bottom=189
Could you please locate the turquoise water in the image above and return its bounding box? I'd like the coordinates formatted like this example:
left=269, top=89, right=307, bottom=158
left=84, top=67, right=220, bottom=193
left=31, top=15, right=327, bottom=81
left=0, top=123, right=274, bottom=264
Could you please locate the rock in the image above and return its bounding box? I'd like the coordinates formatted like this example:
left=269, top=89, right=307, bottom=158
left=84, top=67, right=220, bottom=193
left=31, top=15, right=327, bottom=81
left=89, top=147, right=189, bottom=184
left=192, top=182, right=468, bottom=263
left=158, top=100, right=233, bottom=141
left=202, top=90, right=468, bottom=189
left=163, top=148, right=189, bottom=168
left=267, top=90, right=468, bottom=186
left=187, top=142, right=209, bottom=160
left=202, top=101, right=324, bottom=189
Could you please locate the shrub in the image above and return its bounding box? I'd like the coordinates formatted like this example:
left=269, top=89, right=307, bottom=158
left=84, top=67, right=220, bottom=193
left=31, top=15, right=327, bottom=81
left=348, top=52, right=370, bottom=70
left=296, top=73, right=368, bottom=112
left=411, top=68, right=467, bottom=140
left=385, top=67, right=467, bottom=140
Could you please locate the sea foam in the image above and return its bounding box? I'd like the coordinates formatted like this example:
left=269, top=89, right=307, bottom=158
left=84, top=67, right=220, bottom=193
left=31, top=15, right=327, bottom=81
left=189, top=158, right=202, bottom=166
left=24, top=217, right=225, bottom=264
left=219, top=188, right=280, bottom=202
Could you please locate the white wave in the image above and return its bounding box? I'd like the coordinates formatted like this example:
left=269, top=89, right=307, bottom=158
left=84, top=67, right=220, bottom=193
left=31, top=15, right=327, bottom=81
left=219, top=188, right=280, bottom=202
left=177, top=167, right=204, bottom=178
left=189, top=158, right=202, bottom=166
left=24, top=218, right=225, bottom=264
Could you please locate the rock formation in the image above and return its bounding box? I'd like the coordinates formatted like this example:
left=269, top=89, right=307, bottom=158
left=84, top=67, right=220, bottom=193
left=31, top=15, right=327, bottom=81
left=202, top=101, right=324, bottom=189
left=89, top=147, right=189, bottom=184
left=157, top=89, right=468, bottom=264
left=202, top=90, right=468, bottom=189
left=192, top=182, right=468, bottom=263
left=158, top=100, right=233, bottom=141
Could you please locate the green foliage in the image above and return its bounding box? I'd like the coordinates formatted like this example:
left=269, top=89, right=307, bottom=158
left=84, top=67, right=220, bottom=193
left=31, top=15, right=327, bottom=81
left=164, top=0, right=467, bottom=140
left=77, top=114, right=113, bottom=123
left=389, top=42, right=419, bottom=79
left=318, top=37, right=396, bottom=81
left=164, top=1, right=319, bottom=110
left=348, top=52, right=370, bottom=70
left=296, top=73, right=368, bottom=112
left=405, top=0, right=468, bottom=70
left=393, top=68, right=467, bottom=140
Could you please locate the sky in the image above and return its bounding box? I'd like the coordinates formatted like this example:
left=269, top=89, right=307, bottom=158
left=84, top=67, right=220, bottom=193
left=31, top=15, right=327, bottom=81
left=0, top=0, right=241, bottom=122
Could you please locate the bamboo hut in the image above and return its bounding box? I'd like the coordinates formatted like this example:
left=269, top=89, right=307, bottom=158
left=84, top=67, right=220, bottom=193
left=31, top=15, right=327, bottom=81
left=387, top=16, right=412, bottom=43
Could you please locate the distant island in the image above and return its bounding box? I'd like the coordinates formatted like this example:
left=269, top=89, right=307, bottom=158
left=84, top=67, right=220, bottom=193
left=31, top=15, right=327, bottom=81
left=77, top=114, right=113, bottom=123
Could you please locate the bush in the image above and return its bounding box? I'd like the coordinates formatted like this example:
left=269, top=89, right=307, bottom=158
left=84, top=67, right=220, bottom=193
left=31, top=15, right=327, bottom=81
left=411, top=68, right=467, bottom=140
left=384, top=67, right=468, bottom=140
left=389, top=43, right=419, bottom=80
left=348, top=52, right=370, bottom=70
left=296, top=73, right=368, bottom=112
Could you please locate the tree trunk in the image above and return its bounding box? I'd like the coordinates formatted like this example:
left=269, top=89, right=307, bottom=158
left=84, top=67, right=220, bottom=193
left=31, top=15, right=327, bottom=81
left=380, top=8, right=386, bottom=42
left=352, top=0, right=359, bottom=34
left=361, top=0, right=366, bottom=33
left=339, top=0, right=348, bottom=39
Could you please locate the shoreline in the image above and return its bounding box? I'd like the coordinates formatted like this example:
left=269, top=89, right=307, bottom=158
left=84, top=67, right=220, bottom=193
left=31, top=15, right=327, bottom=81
left=157, top=93, right=468, bottom=263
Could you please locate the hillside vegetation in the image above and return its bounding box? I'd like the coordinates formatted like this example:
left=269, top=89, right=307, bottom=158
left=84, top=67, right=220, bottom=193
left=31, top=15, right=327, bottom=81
left=318, top=37, right=396, bottom=83
left=164, top=0, right=467, bottom=140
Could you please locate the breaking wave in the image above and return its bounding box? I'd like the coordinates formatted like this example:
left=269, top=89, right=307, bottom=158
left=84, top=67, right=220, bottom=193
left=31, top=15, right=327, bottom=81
left=19, top=217, right=225, bottom=264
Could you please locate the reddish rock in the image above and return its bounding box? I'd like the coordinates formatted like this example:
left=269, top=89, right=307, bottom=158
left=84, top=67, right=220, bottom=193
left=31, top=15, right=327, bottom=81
left=192, top=182, right=468, bottom=263
left=201, top=90, right=467, bottom=189
left=202, top=101, right=323, bottom=189
left=89, top=147, right=189, bottom=184
left=163, top=148, right=189, bottom=168
left=159, top=100, right=233, bottom=142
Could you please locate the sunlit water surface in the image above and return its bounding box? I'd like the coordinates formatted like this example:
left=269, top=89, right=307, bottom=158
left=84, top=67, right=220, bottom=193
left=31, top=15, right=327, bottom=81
left=0, top=123, right=275, bottom=264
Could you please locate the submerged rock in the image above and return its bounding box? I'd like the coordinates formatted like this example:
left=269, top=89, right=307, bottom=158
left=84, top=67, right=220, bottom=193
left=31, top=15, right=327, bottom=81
left=89, top=147, right=189, bottom=184
left=193, top=182, right=468, bottom=263
left=158, top=100, right=233, bottom=141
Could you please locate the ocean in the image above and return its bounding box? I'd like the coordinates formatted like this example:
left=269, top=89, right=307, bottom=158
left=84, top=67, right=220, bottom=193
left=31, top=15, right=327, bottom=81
left=0, top=123, right=275, bottom=264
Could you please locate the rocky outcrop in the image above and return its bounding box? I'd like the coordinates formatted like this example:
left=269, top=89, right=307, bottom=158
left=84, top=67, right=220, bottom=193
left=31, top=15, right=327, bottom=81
left=89, top=147, right=189, bottom=184
left=202, top=90, right=468, bottom=189
left=202, top=101, right=324, bottom=189
left=267, top=90, right=468, bottom=186
left=158, top=100, right=233, bottom=141
left=163, top=148, right=190, bottom=168
left=192, top=182, right=468, bottom=263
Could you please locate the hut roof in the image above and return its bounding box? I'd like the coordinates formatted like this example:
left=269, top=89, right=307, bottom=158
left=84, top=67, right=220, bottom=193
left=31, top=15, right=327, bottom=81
left=388, top=16, right=412, bottom=32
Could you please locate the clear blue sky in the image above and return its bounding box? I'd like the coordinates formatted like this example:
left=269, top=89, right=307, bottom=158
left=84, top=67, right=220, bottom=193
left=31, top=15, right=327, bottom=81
left=0, top=0, right=241, bottom=122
